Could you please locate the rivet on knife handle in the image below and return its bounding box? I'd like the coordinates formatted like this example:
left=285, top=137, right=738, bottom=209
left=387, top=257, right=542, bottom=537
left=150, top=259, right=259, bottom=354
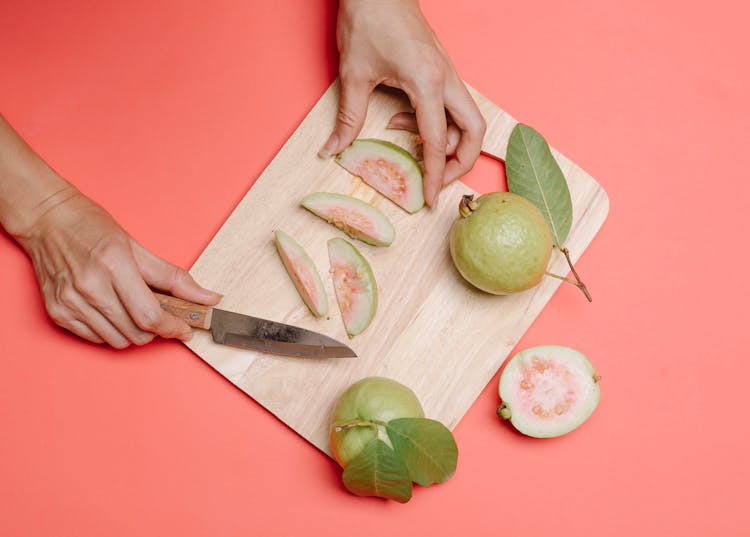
left=154, top=292, right=213, bottom=330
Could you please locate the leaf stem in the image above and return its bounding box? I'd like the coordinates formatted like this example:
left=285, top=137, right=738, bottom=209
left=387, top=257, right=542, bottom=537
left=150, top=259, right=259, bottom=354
left=546, top=246, right=592, bottom=302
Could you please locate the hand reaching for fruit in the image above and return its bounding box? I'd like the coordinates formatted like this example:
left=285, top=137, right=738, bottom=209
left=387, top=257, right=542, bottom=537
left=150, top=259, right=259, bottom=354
left=322, top=0, right=486, bottom=207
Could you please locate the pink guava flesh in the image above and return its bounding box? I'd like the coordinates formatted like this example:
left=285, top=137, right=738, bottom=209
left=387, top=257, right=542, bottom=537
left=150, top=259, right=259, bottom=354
left=327, top=238, right=377, bottom=337
left=274, top=230, right=328, bottom=317
left=301, top=192, right=395, bottom=247
left=498, top=345, right=600, bottom=438
left=335, top=139, right=424, bottom=213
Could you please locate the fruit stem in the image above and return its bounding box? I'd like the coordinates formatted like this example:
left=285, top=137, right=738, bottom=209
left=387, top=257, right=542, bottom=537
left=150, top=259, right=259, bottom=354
left=334, top=418, right=388, bottom=433
left=497, top=403, right=512, bottom=421
left=546, top=247, right=592, bottom=302
left=458, top=194, right=478, bottom=217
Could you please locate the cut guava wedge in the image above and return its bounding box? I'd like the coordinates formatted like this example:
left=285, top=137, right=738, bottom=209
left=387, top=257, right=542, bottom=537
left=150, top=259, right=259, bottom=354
left=301, top=192, right=395, bottom=247
left=274, top=230, right=328, bottom=317
left=498, top=345, right=600, bottom=438
left=327, top=238, right=377, bottom=337
left=335, top=139, right=424, bottom=214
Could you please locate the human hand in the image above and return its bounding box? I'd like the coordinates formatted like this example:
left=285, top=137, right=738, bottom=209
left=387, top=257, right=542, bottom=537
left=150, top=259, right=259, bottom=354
left=322, top=0, right=486, bottom=207
left=14, top=187, right=221, bottom=349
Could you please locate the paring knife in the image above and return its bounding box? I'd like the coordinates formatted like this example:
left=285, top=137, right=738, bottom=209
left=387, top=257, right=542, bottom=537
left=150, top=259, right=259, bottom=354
left=155, top=293, right=357, bottom=358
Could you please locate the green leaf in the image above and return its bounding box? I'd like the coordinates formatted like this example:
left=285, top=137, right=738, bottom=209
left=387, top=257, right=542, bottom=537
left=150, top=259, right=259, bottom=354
left=505, top=123, right=573, bottom=247
left=385, top=418, right=458, bottom=487
left=342, top=439, right=412, bottom=503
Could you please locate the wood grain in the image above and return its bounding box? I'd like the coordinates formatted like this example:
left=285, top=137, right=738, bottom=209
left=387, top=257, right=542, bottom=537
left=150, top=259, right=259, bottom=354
left=155, top=293, right=213, bottom=330
left=183, top=79, right=609, bottom=456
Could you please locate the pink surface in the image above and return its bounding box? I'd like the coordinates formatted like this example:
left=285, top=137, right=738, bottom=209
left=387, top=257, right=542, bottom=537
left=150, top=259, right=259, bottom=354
left=1, top=1, right=748, bottom=535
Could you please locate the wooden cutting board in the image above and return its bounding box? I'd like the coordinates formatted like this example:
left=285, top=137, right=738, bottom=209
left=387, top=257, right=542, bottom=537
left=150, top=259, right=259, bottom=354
left=185, top=79, right=609, bottom=456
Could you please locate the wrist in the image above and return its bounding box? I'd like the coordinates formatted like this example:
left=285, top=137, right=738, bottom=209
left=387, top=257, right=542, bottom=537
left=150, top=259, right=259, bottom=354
left=0, top=115, right=81, bottom=241
left=339, top=0, right=419, bottom=13
left=0, top=166, right=74, bottom=241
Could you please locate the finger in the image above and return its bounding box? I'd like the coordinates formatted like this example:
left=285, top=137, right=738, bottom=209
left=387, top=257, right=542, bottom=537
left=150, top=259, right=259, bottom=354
left=442, top=80, right=486, bottom=185
left=87, top=295, right=157, bottom=347
left=387, top=112, right=419, bottom=133
left=67, top=319, right=105, bottom=345
left=131, top=242, right=222, bottom=305
left=411, top=90, right=447, bottom=207
left=107, top=255, right=194, bottom=342
left=388, top=112, right=460, bottom=156
left=46, top=288, right=132, bottom=348
left=445, top=124, right=461, bottom=156
left=70, top=308, right=140, bottom=349
left=319, top=76, right=372, bottom=158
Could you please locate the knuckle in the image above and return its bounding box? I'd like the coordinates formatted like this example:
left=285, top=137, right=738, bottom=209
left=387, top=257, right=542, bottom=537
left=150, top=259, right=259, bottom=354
left=133, top=305, right=162, bottom=332
left=339, top=61, right=369, bottom=85
left=171, top=266, right=193, bottom=286
left=92, top=237, right=129, bottom=273
left=472, top=113, right=487, bottom=136
left=133, top=332, right=156, bottom=346
left=55, top=284, right=78, bottom=310
left=72, top=271, right=101, bottom=301
left=423, top=132, right=447, bottom=154
left=46, top=302, right=70, bottom=325
left=336, top=106, right=361, bottom=129
left=459, top=159, right=477, bottom=177
left=413, top=63, right=445, bottom=89
left=95, top=298, right=118, bottom=319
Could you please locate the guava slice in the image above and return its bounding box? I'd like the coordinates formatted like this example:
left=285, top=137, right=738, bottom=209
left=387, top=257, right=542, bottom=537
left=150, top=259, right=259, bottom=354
left=327, top=238, right=377, bottom=337
left=498, top=345, right=600, bottom=438
left=335, top=139, right=424, bottom=213
left=274, top=230, right=328, bottom=317
left=301, top=192, right=395, bottom=247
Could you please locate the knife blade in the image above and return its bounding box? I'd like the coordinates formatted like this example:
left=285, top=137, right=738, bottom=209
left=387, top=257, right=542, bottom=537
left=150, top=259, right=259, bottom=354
left=154, top=293, right=356, bottom=358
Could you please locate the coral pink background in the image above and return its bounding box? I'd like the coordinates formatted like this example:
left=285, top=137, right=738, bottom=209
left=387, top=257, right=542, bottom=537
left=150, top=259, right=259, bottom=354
left=1, top=1, right=748, bottom=535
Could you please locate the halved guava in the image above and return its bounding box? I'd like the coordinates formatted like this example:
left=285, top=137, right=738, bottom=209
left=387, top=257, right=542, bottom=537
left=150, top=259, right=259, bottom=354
left=327, top=237, right=377, bottom=337
left=335, top=139, right=424, bottom=214
left=274, top=230, right=328, bottom=317
left=301, top=192, right=395, bottom=247
left=498, top=345, right=600, bottom=438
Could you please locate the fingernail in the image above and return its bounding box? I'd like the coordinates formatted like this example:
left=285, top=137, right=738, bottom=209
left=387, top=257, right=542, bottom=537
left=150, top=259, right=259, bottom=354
left=181, top=330, right=193, bottom=342
left=318, top=134, right=339, bottom=159
left=425, top=188, right=439, bottom=209
left=199, top=288, right=223, bottom=303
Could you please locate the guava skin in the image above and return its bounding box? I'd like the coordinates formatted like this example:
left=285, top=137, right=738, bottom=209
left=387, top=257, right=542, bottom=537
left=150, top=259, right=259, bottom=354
left=330, top=377, right=424, bottom=468
left=449, top=192, right=553, bottom=294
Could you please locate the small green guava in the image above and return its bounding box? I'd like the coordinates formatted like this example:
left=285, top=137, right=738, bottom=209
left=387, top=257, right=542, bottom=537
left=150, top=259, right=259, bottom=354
left=329, top=377, right=424, bottom=468
left=449, top=192, right=553, bottom=294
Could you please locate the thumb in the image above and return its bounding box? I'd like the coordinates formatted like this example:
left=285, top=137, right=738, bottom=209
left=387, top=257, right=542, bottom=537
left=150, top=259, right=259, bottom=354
left=319, top=78, right=372, bottom=158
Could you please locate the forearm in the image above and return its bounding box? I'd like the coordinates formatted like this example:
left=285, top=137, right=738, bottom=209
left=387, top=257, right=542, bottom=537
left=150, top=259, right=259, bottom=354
left=0, top=115, right=76, bottom=240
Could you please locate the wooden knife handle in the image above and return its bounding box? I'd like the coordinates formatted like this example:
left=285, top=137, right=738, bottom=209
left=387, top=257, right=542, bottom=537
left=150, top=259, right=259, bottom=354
left=154, top=293, right=213, bottom=330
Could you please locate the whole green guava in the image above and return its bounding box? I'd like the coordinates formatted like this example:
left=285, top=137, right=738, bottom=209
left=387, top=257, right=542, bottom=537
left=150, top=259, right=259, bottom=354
left=329, top=377, right=424, bottom=468
left=449, top=192, right=552, bottom=294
